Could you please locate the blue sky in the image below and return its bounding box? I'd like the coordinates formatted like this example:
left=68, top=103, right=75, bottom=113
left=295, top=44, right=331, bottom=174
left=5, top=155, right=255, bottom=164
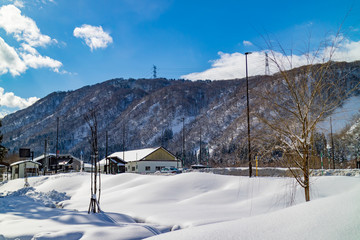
left=0, top=0, right=359, bottom=116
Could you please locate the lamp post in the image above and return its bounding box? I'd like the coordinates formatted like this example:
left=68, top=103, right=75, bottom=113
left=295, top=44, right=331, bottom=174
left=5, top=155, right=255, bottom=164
left=245, top=52, right=252, bottom=177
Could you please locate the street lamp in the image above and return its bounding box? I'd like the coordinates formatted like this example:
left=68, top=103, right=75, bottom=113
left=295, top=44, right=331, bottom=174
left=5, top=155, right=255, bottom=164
left=245, top=52, right=252, bottom=177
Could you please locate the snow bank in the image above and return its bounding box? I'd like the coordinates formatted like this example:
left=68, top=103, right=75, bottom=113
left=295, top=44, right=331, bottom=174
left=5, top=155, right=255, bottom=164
left=0, top=172, right=359, bottom=239
left=311, top=169, right=360, bottom=177
left=186, top=167, right=290, bottom=177
left=188, top=167, right=360, bottom=177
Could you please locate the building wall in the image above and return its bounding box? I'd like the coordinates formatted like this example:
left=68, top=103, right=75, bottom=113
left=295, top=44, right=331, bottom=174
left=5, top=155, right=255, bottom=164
left=145, top=148, right=176, bottom=161
left=124, top=148, right=180, bottom=173
left=11, top=162, right=39, bottom=179
left=101, top=162, right=123, bottom=174
left=125, top=160, right=182, bottom=173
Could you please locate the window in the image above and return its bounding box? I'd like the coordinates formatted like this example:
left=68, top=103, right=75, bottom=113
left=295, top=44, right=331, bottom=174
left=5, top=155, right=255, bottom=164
left=132, top=167, right=135, bottom=171
left=145, top=166, right=150, bottom=171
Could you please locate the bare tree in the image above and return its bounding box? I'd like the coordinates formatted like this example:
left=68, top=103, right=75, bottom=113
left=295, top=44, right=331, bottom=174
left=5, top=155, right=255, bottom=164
left=84, top=109, right=102, bottom=213
left=256, top=32, right=357, bottom=201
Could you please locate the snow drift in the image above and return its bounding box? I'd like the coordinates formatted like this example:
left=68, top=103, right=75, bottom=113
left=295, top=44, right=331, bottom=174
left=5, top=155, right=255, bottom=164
left=0, top=172, right=359, bottom=239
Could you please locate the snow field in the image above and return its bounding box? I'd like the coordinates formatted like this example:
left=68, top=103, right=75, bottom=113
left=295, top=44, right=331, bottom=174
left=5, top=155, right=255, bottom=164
left=0, top=172, right=359, bottom=239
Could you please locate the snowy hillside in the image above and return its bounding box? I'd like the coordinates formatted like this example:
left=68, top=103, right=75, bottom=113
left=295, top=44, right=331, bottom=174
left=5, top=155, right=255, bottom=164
left=317, top=95, right=360, bottom=134
left=0, top=172, right=359, bottom=239
left=2, top=61, right=360, bottom=167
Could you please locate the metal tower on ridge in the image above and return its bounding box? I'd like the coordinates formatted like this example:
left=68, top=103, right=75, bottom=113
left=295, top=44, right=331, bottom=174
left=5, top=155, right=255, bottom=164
left=265, top=52, right=270, bottom=75
left=153, top=65, right=157, bottom=79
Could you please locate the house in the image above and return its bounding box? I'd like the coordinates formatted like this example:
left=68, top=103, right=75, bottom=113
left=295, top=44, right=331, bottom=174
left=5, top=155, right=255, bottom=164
left=107, top=146, right=181, bottom=174
left=33, top=154, right=83, bottom=173
left=98, top=156, right=126, bottom=174
left=10, top=160, right=41, bottom=179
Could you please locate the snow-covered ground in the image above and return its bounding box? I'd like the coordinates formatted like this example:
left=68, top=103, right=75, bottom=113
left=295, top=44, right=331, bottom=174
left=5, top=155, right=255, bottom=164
left=0, top=172, right=359, bottom=239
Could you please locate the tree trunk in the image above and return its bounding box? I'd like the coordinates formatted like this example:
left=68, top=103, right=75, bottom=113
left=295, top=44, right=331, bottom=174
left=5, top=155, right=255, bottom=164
left=304, top=183, right=310, bottom=202
left=304, top=152, right=310, bottom=202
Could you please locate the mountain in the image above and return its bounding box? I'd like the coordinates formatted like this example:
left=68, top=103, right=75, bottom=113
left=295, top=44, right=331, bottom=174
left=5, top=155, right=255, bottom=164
left=2, top=61, right=360, bottom=166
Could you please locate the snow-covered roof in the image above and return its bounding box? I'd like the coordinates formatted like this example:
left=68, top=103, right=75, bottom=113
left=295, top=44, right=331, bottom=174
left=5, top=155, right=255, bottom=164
left=10, top=160, right=42, bottom=167
left=98, top=158, right=125, bottom=166
left=33, top=154, right=81, bottom=162
left=108, top=147, right=169, bottom=163
left=58, top=160, right=70, bottom=166
left=83, top=163, right=93, bottom=168
left=33, top=154, right=55, bottom=162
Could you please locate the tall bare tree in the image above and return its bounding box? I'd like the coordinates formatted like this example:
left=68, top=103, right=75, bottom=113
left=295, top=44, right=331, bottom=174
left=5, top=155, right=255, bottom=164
left=84, top=109, right=101, bottom=213
left=256, top=33, right=357, bottom=201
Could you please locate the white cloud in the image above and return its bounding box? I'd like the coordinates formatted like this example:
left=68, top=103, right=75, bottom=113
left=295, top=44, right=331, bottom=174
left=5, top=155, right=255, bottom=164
left=243, top=40, right=253, bottom=46
left=13, top=0, right=24, bottom=8
left=0, top=5, right=64, bottom=76
left=0, top=108, right=12, bottom=118
left=39, top=0, right=55, bottom=3
left=20, top=43, right=62, bottom=72
left=182, top=38, right=360, bottom=80
left=0, top=87, right=39, bottom=109
left=0, top=4, right=56, bottom=47
left=0, top=37, right=26, bottom=76
left=73, top=24, right=113, bottom=51
left=6, top=0, right=56, bottom=8
left=331, top=38, right=360, bottom=62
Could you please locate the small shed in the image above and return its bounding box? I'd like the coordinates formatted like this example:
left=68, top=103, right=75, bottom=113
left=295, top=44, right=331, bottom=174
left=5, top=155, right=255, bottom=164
left=10, top=160, right=41, bottom=179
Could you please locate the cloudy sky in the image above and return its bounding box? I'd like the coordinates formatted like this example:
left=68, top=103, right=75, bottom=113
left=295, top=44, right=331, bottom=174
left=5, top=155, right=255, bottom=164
left=0, top=0, right=359, bottom=116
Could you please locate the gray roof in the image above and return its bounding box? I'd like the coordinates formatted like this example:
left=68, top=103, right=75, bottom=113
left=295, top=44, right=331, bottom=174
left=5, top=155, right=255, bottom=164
left=10, top=160, right=42, bottom=166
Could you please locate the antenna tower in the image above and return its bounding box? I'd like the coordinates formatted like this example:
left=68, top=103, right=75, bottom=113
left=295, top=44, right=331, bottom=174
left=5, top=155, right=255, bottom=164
left=153, top=65, right=157, bottom=79
left=265, top=52, right=270, bottom=75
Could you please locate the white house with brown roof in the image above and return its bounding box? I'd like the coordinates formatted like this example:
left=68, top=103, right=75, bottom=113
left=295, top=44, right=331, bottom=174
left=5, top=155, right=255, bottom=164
left=105, top=146, right=181, bottom=174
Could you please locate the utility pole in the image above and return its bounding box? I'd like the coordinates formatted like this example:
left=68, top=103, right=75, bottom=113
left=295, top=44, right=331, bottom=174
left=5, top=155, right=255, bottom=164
left=199, top=127, right=202, bottom=165
left=330, top=117, right=335, bottom=169
left=122, top=124, right=125, bottom=162
left=44, top=138, right=47, bottom=175
left=56, top=117, right=59, bottom=157
left=182, top=117, right=185, bottom=168
left=245, top=52, right=252, bottom=177
left=55, top=117, right=59, bottom=173
left=105, top=131, right=108, bottom=174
